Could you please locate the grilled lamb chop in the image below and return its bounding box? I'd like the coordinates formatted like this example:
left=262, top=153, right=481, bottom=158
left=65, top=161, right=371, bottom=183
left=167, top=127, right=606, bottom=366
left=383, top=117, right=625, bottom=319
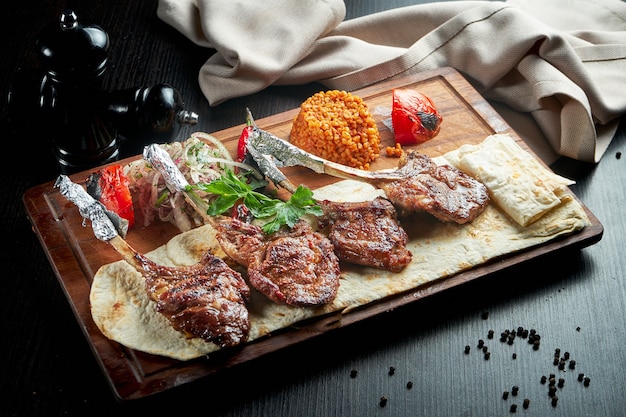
left=380, top=151, right=489, bottom=224
left=121, top=246, right=251, bottom=348
left=55, top=174, right=251, bottom=349
left=213, top=217, right=340, bottom=307
left=318, top=197, right=412, bottom=272
left=141, top=143, right=340, bottom=307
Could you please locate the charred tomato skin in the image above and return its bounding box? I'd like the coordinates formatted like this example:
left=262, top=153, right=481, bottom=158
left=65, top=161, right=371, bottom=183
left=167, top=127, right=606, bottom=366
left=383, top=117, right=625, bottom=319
left=87, top=165, right=135, bottom=227
left=391, top=88, right=442, bottom=145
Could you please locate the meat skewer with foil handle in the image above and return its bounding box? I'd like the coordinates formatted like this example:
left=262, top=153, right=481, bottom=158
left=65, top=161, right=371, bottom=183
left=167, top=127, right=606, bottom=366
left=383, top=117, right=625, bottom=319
left=242, top=108, right=490, bottom=224
left=146, top=140, right=412, bottom=273
left=240, top=108, right=409, bottom=194
left=231, top=111, right=413, bottom=272
left=143, top=144, right=341, bottom=307
left=54, top=175, right=251, bottom=348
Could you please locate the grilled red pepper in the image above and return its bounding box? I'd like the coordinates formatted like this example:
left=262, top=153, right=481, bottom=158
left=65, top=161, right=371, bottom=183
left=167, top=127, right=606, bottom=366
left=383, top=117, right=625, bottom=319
left=391, top=88, right=442, bottom=145
left=86, top=165, right=135, bottom=228
left=237, top=110, right=257, bottom=163
left=237, top=125, right=252, bottom=163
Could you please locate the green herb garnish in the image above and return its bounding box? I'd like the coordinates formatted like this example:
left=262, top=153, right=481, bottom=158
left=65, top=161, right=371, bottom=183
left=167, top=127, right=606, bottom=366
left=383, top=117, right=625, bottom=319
left=196, top=169, right=322, bottom=234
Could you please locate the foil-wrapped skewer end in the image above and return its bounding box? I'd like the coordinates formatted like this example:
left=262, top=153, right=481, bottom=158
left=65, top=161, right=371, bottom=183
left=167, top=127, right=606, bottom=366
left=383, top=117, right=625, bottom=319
left=143, top=144, right=190, bottom=192
left=54, top=175, right=126, bottom=240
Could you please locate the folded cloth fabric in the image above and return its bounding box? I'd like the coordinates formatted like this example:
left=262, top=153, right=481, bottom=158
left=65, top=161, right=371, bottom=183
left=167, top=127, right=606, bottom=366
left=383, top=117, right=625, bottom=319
left=157, top=0, right=626, bottom=163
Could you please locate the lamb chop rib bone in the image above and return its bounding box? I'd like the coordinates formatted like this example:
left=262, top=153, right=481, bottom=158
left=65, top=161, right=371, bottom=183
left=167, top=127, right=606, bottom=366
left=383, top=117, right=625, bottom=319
left=54, top=175, right=135, bottom=255
left=243, top=108, right=409, bottom=194
left=143, top=143, right=213, bottom=223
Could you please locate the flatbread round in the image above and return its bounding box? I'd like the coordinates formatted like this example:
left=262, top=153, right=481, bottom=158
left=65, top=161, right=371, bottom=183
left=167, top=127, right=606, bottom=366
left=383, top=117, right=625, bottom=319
left=90, top=135, right=590, bottom=360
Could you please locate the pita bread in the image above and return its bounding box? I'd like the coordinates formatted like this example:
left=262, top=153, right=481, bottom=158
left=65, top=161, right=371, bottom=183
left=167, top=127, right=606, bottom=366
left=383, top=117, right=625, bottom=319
left=90, top=135, right=590, bottom=360
left=442, top=134, right=574, bottom=226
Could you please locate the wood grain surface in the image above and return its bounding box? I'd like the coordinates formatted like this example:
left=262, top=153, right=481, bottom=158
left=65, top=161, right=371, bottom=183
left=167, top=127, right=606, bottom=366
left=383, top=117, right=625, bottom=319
left=22, top=68, right=602, bottom=400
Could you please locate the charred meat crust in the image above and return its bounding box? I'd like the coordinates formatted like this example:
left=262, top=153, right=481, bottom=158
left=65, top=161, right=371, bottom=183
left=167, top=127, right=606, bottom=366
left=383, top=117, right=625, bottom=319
left=318, top=197, right=412, bottom=272
left=138, top=251, right=251, bottom=348
left=214, top=218, right=341, bottom=307
left=381, top=151, right=489, bottom=224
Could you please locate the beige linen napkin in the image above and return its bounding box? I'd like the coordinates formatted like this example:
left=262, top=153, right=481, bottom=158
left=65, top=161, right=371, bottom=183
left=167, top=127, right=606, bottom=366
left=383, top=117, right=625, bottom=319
left=157, top=0, right=626, bottom=163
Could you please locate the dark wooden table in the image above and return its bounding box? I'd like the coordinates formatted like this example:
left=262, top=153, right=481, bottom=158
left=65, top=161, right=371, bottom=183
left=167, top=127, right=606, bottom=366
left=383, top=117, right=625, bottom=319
left=2, top=1, right=625, bottom=416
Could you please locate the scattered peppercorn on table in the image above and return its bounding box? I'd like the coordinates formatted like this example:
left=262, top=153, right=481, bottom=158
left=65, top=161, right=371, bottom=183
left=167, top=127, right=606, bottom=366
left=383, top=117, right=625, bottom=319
left=3, top=0, right=626, bottom=416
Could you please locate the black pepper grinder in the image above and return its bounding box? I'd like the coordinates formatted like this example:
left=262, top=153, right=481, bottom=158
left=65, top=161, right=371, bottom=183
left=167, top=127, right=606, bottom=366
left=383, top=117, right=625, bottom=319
left=7, top=9, right=200, bottom=172
left=101, top=83, right=198, bottom=155
left=35, top=9, right=119, bottom=173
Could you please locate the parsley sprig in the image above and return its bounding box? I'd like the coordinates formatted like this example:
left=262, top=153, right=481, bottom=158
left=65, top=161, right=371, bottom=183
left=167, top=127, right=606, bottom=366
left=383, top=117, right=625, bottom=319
left=194, top=169, right=322, bottom=234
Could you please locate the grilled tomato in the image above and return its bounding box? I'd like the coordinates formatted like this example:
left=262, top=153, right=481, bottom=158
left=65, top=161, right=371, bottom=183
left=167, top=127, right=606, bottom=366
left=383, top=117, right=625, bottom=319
left=391, top=88, right=442, bottom=145
left=86, top=164, right=135, bottom=228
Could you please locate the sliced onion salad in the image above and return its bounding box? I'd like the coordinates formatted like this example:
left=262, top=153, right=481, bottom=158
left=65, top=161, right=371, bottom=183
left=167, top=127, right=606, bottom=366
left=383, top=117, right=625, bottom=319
left=125, top=133, right=259, bottom=232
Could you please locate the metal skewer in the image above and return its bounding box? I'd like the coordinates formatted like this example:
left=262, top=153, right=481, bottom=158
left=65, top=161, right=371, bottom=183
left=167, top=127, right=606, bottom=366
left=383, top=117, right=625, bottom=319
left=243, top=109, right=410, bottom=191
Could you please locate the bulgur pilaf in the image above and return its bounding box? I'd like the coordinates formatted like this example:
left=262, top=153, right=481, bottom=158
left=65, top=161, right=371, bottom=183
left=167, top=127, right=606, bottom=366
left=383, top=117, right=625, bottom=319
left=385, top=143, right=404, bottom=158
left=289, top=90, right=381, bottom=170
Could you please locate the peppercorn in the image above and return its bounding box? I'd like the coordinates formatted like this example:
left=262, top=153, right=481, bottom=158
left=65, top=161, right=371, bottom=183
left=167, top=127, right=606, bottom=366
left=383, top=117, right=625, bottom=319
left=578, top=373, right=585, bottom=382
left=484, top=352, right=491, bottom=360
left=350, top=369, right=358, bottom=378
left=379, top=396, right=388, bottom=407
left=551, top=396, right=558, bottom=407
left=511, top=386, right=519, bottom=396
left=584, top=377, right=591, bottom=386
left=478, top=339, right=484, bottom=348
left=464, top=345, right=471, bottom=354
left=388, top=366, right=395, bottom=376
left=510, top=404, right=517, bottom=413
left=503, top=391, right=510, bottom=400
left=512, top=353, right=517, bottom=360
left=406, top=381, right=413, bottom=389
left=558, top=378, right=565, bottom=388
left=563, top=352, right=570, bottom=360
left=540, top=375, right=547, bottom=384
left=488, top=329, right=494, bottom=339
left=482, top=346, right=488, bottom=353
left=554, top=348, right=561, bottom=357
left=523, top=398, right=530, bottom=409
left=569, top=360, right=576, bottom=370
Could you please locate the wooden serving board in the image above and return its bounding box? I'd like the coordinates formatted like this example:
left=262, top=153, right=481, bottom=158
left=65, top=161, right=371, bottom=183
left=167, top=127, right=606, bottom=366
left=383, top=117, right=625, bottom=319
left=22, top=67, right=603, bottom=400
